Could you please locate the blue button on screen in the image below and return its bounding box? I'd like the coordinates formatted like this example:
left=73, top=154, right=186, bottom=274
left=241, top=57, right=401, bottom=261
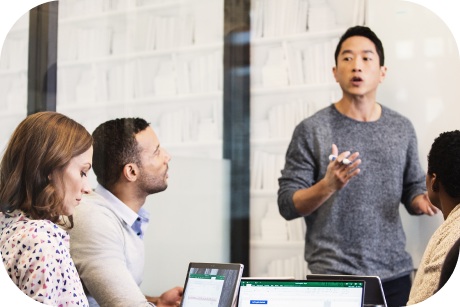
left=250, top=300, right=268, bottom=304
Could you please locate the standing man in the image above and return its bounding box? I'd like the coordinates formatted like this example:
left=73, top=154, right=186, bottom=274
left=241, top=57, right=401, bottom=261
left=69, top=118, right=183, bottom=307
left=277, top=26, right=438, bottom=307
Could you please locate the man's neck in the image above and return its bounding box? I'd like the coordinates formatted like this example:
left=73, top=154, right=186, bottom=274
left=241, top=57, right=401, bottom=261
left=110, top=184, right=146, bottom=213
left=335, top=95, right=381, bottom=122
left=439, top=193, right=460, bottom=220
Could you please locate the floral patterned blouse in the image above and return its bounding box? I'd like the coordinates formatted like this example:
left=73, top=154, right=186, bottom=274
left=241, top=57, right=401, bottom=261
left=0, top=210, right=88, bottom=306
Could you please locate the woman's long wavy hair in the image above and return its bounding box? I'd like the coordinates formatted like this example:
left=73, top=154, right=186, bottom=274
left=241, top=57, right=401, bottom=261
left=0, top=112, right=92, bottom=226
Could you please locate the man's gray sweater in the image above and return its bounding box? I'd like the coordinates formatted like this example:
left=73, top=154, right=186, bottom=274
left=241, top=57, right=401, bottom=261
left=278, top=104, right=426, bottom=281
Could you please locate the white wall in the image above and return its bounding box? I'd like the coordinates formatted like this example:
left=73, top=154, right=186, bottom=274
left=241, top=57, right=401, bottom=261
left=140, top=156, right=231, bottom=294
left=367, top=0, right=460, bottom=266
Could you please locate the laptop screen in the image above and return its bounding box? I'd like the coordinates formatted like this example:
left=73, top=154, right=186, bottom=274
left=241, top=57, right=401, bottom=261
left=237, top=279, right=365, bottom=307
left=180, top=262, right=244, bottom=307
left=307, top=274, right=387, bottom=307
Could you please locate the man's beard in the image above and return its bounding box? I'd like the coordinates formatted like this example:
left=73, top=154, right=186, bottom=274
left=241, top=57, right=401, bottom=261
left=137, top=169, right=168, bottom=195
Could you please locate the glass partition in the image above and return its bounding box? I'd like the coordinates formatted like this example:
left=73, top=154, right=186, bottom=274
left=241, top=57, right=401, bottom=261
left=56, top=0, right=229, bottom=295
left=248, top=0, right=458, bottom=280
left=249, top=0, right=366, bottom=278
left=57, top=0, right=224, bottom=159
left=0, top=11, right=29, bottom=151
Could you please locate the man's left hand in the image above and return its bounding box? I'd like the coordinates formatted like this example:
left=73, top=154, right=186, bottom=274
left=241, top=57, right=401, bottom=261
left=157, top=286, right=183, bottom=307
left=411, top=193, right=438, bottom=216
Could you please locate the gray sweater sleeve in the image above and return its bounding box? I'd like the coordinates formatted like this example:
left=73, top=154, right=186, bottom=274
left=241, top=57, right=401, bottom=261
left=399, top=120, right=427, bottom=214
left=277, top=107, right=336, bottom=221
left=277, top=119, right=323, bottom=220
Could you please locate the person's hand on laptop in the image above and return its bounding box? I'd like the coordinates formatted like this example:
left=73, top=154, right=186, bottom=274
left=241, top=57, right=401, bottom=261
left=146, top=286, right=184, bottom=307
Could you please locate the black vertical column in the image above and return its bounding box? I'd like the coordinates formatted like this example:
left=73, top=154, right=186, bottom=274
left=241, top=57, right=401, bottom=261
left=223, top=0, right=251, bottom=275
left=27, top=1, right=58, bottom=114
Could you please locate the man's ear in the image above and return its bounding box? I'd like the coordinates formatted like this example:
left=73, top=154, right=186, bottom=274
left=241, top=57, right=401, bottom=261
left=332, top=66, right=338, bottom=82
left=430, top=173, right=439, bottom=192
left=379, top=66, right=387, bottom=83
left=123, top=163, right=139, bottom=182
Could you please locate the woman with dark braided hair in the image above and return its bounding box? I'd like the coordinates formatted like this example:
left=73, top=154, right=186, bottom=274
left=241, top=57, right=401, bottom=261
left=0, top=111, right=92, bottom=306
left=408, top=130, right=460, bottom=304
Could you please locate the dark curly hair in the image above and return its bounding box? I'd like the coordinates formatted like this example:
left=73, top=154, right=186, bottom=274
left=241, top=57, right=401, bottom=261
left=92, top=118, right=150, bottom=189
left=334, top=25, right=385, bottom=66
left=427, top=130, right=460, bottom=198
left=0, top=112, right=92, bottom=225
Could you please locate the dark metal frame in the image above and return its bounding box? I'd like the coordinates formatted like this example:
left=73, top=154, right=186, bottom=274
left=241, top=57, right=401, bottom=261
left=27, top=1, right=58, bottom=114
left=223, top=0, right=251, bottom=274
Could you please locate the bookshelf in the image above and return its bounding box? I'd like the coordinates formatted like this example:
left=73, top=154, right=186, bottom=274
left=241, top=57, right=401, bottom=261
left=249, top=0, right=366, bottom=277
left=0, top=11, right=29, bottom=151
left=56, top=0, right=224, bottom=159
left=54, top=0, right=230, bottom=293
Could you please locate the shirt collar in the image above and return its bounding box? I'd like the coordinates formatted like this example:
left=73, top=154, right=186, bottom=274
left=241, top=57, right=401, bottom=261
left=94, top=184, right=150, bottom=228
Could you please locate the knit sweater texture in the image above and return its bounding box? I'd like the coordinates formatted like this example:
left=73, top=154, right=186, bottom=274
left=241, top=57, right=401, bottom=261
left=407, top=204, right=460, bottom=304
left=69, top=191, right=153, bottom=307
left=278, top=104, right=426, bottom=281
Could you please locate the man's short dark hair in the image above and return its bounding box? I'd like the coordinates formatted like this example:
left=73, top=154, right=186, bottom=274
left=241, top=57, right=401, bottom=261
left=428, top=130, right=460, bottom=198
left=334, top=25, right=385, bottom=66
left=92, top=118, right=150, bottom=189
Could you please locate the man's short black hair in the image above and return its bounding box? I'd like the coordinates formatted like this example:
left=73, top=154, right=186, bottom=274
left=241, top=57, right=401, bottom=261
left=334, top=25, right=385, bottom=66
left=92, top=118, right=150, bottom=189
left=428, top=130, right=460, bottom=198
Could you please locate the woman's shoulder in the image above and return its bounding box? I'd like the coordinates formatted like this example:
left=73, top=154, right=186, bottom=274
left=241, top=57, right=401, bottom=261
left=1, top=211, right=69, bottom=247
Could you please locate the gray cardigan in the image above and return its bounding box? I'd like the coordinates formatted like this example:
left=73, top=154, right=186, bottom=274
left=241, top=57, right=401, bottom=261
left=278, top=104, right=426, bottom=281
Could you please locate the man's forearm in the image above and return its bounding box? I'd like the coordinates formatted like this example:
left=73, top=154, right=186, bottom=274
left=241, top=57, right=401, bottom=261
left=292, top=179, right=336, bottom=216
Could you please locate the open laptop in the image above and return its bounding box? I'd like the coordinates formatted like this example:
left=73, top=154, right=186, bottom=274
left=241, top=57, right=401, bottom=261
left=237, top=279, right=365, bottom=307
left=307, top=274, right=387, bottom=307
left=180, top=262, right=244, bottom=307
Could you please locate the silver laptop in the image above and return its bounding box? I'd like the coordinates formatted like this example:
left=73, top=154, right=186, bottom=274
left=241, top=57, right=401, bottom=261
left=237, top=278, right=365, bottom=307
left=307, top=274, right=387, bottom=307
left=180, top=262, right=244, bottom=307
